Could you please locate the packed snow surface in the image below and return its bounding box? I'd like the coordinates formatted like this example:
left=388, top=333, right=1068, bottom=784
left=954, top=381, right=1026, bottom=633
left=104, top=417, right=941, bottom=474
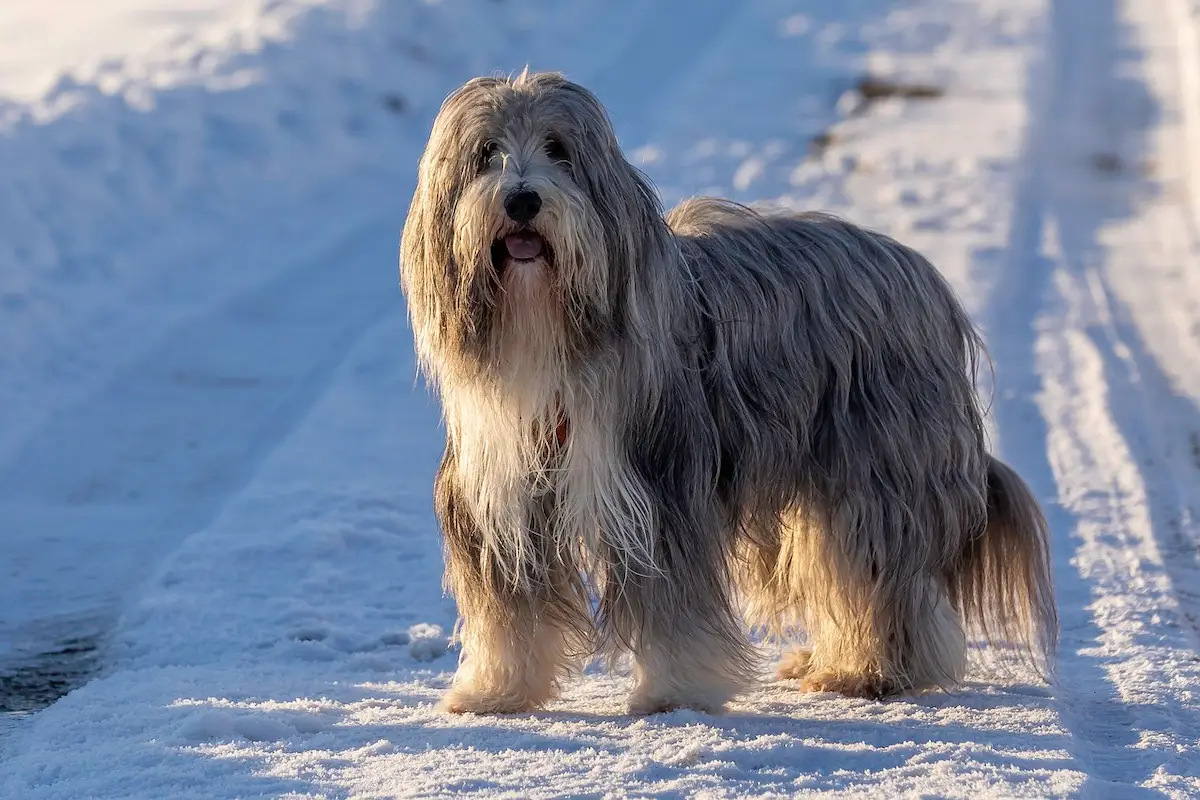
left=2, top=0, right=1199, bottom=797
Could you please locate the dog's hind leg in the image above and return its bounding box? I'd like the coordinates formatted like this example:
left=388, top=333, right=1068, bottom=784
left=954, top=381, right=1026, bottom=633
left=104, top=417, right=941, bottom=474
left=785, top=498, right=971, bottom=699
left=732, top=527, right=818, bottom=682
left=798, top=578, right=967, bottom=699
left=775, top=647, right=814, bottom=680
left=435, top=455, right=591, bottom=714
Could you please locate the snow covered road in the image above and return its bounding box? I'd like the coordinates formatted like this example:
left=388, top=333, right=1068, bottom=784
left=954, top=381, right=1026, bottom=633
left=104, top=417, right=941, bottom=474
left=2, top=0, right=1199, bottom=796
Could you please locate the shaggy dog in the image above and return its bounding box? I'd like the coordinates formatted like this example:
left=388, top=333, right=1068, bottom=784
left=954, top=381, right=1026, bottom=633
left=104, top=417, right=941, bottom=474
left=400, top=70, right=1057, bottom=715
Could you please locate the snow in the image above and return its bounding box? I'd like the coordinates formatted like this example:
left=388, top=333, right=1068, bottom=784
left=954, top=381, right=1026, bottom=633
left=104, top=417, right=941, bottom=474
left=2, top=0, right=1200, bottom=797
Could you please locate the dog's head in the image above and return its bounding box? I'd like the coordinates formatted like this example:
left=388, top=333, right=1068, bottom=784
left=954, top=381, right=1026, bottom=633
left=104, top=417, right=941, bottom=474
left=401, top=71, right=669, bottom=383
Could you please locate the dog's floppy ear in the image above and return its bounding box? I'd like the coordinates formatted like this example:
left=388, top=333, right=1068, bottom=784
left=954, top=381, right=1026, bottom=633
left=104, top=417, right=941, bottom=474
left=549, top=81, right=663, bottom=221
left=540, top=79, right=672, bottom=294
left=402, top=77, right=508, bottom=362
left=401, top=151, right=458, bottom=368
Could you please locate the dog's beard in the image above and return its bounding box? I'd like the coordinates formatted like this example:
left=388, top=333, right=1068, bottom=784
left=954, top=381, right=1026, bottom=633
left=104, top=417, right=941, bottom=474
left=451, top=173, right=610, bottom=382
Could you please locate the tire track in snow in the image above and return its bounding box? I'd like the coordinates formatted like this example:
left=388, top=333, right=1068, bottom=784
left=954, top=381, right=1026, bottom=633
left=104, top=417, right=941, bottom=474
left=0, top=220, right=400, bottom=711
left=989, top=0, right=1200, bottom=793
left=1144, top=0, right=1200, bottom=644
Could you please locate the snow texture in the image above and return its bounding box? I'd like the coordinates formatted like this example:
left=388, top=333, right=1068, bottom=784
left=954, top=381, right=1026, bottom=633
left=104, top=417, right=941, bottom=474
left=2, top=0, right=1200, bottom=797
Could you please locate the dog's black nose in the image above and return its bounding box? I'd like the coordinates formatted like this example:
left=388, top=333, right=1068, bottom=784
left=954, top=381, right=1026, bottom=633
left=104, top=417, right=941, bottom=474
left=504, top=189, right=542, bottom=224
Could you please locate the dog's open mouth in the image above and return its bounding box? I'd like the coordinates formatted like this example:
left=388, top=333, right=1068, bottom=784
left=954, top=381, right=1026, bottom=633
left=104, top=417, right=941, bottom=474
left=505, top=231, right=544, bottom=260
left=491, top=231, right=548, bottom=273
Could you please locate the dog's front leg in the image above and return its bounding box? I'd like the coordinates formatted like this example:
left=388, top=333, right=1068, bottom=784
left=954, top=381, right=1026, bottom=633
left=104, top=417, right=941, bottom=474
left=598, top=515, right=760, bottom=715
left=434, top=452, right=590, bottom=714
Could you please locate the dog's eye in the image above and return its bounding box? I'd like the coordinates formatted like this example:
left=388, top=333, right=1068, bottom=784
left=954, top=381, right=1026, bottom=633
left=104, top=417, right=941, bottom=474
left=479, top=141, right=499, bottom=169
left=544, top=136, right=569, bottom=163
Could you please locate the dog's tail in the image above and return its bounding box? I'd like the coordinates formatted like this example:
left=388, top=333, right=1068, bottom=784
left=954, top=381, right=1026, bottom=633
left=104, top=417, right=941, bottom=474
left=950, top=455, right=1058, bottom=675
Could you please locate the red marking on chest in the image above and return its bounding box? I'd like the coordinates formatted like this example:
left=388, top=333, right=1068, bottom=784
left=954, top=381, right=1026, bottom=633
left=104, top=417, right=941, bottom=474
left=537, top=394, right=569, bottom=451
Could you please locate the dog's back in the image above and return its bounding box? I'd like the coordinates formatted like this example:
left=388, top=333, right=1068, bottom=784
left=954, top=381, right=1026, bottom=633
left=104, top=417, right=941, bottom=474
left=664, top=195, right=988, bottom=515
left=666, top=197, right=978, bottom=363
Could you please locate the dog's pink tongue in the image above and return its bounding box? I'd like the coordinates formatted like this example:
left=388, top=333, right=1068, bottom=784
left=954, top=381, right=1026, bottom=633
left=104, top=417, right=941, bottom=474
left=504, top=232, right=543, bottom=260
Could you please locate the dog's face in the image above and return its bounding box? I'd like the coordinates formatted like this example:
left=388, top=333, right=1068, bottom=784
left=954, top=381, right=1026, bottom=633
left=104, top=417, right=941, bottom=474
left=402, top=71, right=667, bottom=379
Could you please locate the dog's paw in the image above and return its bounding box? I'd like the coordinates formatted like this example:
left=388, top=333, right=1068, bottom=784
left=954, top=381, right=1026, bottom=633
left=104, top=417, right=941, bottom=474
left=438, top=686, right=539, bottom=715
left=626, top=688, right=727, bottom=716
left=799, top=669, right=895, bottom=700
left=775, top=648, right=813, bottom=680
left=626, top=693, right=679, bottom=716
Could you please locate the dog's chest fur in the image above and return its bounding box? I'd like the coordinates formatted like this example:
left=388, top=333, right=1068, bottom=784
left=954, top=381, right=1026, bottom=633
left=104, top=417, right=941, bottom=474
left=446, top=376, right=660, bottom=581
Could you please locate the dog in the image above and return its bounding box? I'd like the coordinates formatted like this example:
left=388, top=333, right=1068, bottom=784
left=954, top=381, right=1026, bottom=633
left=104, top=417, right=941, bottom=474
left=399, top=70, right=1057, bottom=715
